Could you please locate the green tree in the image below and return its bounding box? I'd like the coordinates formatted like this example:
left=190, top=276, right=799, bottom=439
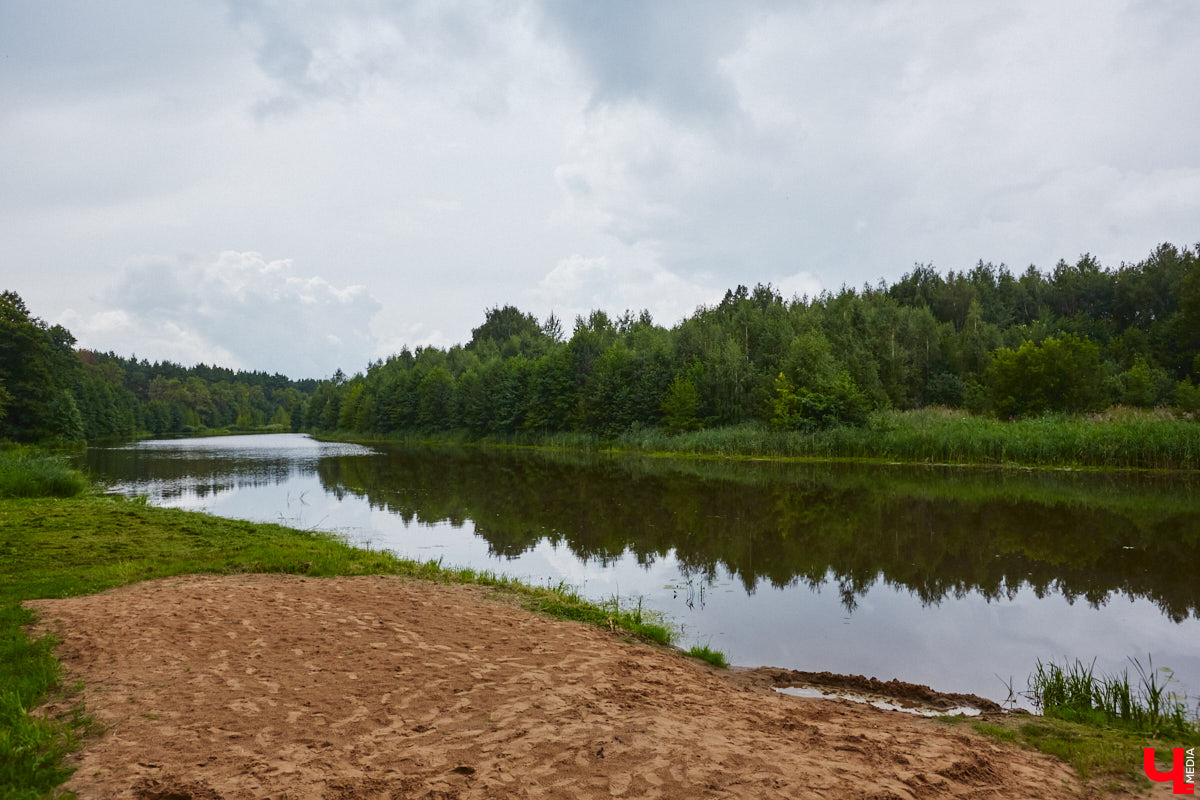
left=44, top=391, right=84, bottom=441
left=661, top=370, right=701, bottom=433
left=0, top=292, right=82, bottom=440
left=1119, top=357, right=1170, bottom=408
left=1173, top=378, right=1200, bottom=417
left=987, top=335, right=1107, bottom=418
left=416, top=366, right=455, bottom=430
left=771, top=371, right=869, bottom=430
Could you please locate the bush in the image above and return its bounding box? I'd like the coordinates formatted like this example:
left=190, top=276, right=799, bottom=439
left=987, top=335, right=1107, bottom=418
left=1175, top=378, right=1200, bottom=417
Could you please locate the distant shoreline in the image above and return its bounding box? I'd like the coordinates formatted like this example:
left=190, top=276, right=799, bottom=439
left=306, top=407, right=1200, bottom=472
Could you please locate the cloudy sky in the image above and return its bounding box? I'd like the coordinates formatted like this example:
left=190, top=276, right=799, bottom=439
left=2, top=1, right=1198, bottom=379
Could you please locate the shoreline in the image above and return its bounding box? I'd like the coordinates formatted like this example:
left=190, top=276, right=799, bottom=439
left=307, top=410, right=1200, bottom=474
left=28, top=573, right=1078, bottom=799
left=6, top=480, right=1190, bottom=796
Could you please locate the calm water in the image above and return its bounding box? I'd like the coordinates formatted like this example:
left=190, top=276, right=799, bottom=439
left=84, top=433, right=1200, bottom=709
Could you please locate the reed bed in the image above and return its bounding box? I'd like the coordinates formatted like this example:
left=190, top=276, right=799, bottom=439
left=613, top=409, right=1200, bottom=470
left=1025, top=657, right=1198, bottom=739
left=0, top=447, right=89, bottom=499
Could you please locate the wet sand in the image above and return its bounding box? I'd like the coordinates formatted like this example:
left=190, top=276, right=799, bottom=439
left=30, top=574, right=1084, bottom=799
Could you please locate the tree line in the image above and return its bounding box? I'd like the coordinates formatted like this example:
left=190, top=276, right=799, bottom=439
left=0, top=291, right=315, bottom=442
left=305, top=242, right=1200, bottom=438
left=4, top=241, right=1199, bottom=444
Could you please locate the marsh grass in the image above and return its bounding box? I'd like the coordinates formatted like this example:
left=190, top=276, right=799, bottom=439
left=338, top=407, right=1200, bottom=470
left=1025, top=656, right=1198, bottom=740
left=957, top=655, right=1200, bottom=794
left=0, top=447, right=88, bottom=499
left=614, top=409, right=1200, bottom=470
left=0, top=491, right=681, bottom=797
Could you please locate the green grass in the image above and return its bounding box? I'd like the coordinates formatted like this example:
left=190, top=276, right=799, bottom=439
left=0, top=604, right=86, bottom=799
left=686, top=644, right=729, bottom=669
left=614, top=408, right=1200, bottom=470
left=1026, top=656, right=1199, bottom=740
left=0, top=448, right=88, bottom=500
left=958, top=655, right=1200, bottom=795
left=0, top=490, right=681, bottom=797
left=966, top=713, right=1188, bottom=794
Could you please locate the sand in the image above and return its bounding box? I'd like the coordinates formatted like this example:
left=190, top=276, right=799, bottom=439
left=29, top=574, right=1085, bottom=799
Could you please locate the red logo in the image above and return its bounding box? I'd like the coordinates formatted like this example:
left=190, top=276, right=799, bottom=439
left=1144, top=748, right=1196, bottom=795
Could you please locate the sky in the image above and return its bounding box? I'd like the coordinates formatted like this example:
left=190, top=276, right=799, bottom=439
left=2, top=1, right=1199, bottom=380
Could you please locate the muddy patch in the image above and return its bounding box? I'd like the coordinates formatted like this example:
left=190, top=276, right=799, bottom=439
left=733, top=666, right=1003, bottom=714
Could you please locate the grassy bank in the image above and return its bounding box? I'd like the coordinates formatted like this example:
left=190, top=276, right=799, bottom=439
left=315, top=407, right=1200, bottom=471
left=3, top=448, right=1192, bottom=797
left=959, top=713, right=1192, bottom=795
left=952, top=656, right=1200, bottom=794
left=0, top=469, right=674, bottom=797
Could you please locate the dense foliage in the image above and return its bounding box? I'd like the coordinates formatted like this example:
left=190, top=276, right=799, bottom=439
left=305, top=242, right=1200, bottom=438
left=0, top=291, right=316, bottom=442
left=4, top=241, right=1198, bottom=445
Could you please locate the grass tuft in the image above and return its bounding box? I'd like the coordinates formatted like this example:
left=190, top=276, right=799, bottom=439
left=686, top=644, right=729, bottom=669
left=961, top=654, right=1200, bottom=794
left=0, top=604, right=84, bottom=796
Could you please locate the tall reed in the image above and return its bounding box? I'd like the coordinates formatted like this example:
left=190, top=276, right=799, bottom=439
left=611, top=409, right=1200, bottom=470
left=1025, top=656, right=1197, bottom=739
left=0, top=447, right=89, bottom=498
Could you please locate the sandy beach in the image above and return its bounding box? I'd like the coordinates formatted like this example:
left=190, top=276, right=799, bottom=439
left=30, top=574, right=1085, bottom=799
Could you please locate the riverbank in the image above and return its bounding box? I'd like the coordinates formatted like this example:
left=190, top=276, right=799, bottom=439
left=0, top=491, right=1185, bottom=796
left=30, top=572, right=1079, bottom=799
left=311, top=406, right=1200, bottom=472
left=0, top=492, right=672, bottom=797
left=2, top=467, right=1189, bottom=796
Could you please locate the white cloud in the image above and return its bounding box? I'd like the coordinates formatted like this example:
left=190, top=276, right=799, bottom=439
left=3, top=0, right=1199, bottom=377
left=65, top=252, right=380, bottom=379
left=526, top=250, right=766, bottom=329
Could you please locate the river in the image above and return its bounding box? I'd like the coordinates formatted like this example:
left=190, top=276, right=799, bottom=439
left=83, top=432, right=1200, bottom=710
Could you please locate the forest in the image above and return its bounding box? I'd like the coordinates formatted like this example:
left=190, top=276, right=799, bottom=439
left=303, top=242, right=1200, bottom=439
left=0, top=291, right=315, bottom=442
left=3, top=241, right=1199, bottom=447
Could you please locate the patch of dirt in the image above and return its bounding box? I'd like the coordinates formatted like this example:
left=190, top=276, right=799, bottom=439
left=30, top=574, right=1082, bottom=799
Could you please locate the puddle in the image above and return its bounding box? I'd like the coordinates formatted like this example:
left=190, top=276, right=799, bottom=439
left=773, top=685, right=983, bottom=717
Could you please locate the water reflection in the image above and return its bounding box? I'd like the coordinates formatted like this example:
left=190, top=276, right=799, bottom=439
left=83, top=434, right=1200, bottom=703
left=87, top=434, right=373, bottom=500
left=314, top=446, right=1200, bottom=623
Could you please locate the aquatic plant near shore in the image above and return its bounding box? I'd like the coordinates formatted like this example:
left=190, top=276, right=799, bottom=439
left=614, top=409, right=1200, bottom=470
left=341, top=407, right=1200, bottom=470
left=0, top=446, right=88, bottom=498
left=686, top=644, right=729, bottom=669
left=1025, top=656, right=1198, bottom=740
left=962, top=656, right=1199, bottom=791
